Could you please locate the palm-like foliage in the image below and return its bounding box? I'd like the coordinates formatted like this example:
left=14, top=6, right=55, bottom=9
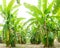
left=24, top=0, right=58, bottom=47
left=53, top=0, right=60, bottom=42
left=53, top=0, right=60, bottom=14
left=30, top=25, right=41, bottom=44
left=0, top=0, right=22, bottom=47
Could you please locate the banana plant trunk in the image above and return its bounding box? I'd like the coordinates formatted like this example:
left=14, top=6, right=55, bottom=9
left=44, top=18, right=48, bottom=47
left=6, top=14, right=16, bottom=47
left=11, top=31, right=16, bottom=47
left=6, top=21, right=10, bottom=47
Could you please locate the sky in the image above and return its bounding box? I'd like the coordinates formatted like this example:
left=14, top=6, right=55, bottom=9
left=0, top=0, right=52, bottom=24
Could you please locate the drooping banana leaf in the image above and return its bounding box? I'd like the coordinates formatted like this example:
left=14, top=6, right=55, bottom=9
left=24, top=3, right=43, bottom=15
left=2, top=0, right=6, bottom=10
left=53, top=0, right=60, bottom=13
left=7, top=0, right=15, bottom=12
left=12, top=9, right=19, bottom=15
left=38, top=0, right=42, bottom=9
left=44, top=1, right=54, bottom=14
left=23, top=18, right=36, bottom=26
left=43, top=0, right=48, bottom=12
left=14, top=18, right=25, bottom=26
left=26, top=20, right=38, bottom=30
left=12, top=5, right=20, bottom=11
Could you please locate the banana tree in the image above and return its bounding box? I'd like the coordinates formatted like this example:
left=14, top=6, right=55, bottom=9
left=0, top=0, right=21, bottom=47
left=9, top=16, right=25, bottom=46
left=14, top=17, right=26, bottom=44
left=24, top=0, right=58, bottom=47
left=53, top=0, right=60, bottom=42
left=57, top=16, right=60, bottom=42
left=30, top=24, right=41, bottom=44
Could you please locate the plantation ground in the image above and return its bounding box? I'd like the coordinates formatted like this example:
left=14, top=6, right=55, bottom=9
left=0, top=39, right=60, bottom=48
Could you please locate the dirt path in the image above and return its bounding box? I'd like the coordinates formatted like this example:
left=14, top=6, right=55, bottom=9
left=54, top=39, right=60, bottom=47
left=0, top=44, right=44, bottom=48
left=0, top=44, right=6, bottom=48
left=0, top=44, right=59, bottom=48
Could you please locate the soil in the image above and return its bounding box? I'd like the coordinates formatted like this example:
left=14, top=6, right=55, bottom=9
left=0, top=39, right=60, bottom=48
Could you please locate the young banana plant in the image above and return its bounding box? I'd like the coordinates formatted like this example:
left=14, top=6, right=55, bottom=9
left=0, top=0, right=21, bottom=47
left=24, top=0, right=58, bottom=47
left=53, top=0, right=60, bottom=42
